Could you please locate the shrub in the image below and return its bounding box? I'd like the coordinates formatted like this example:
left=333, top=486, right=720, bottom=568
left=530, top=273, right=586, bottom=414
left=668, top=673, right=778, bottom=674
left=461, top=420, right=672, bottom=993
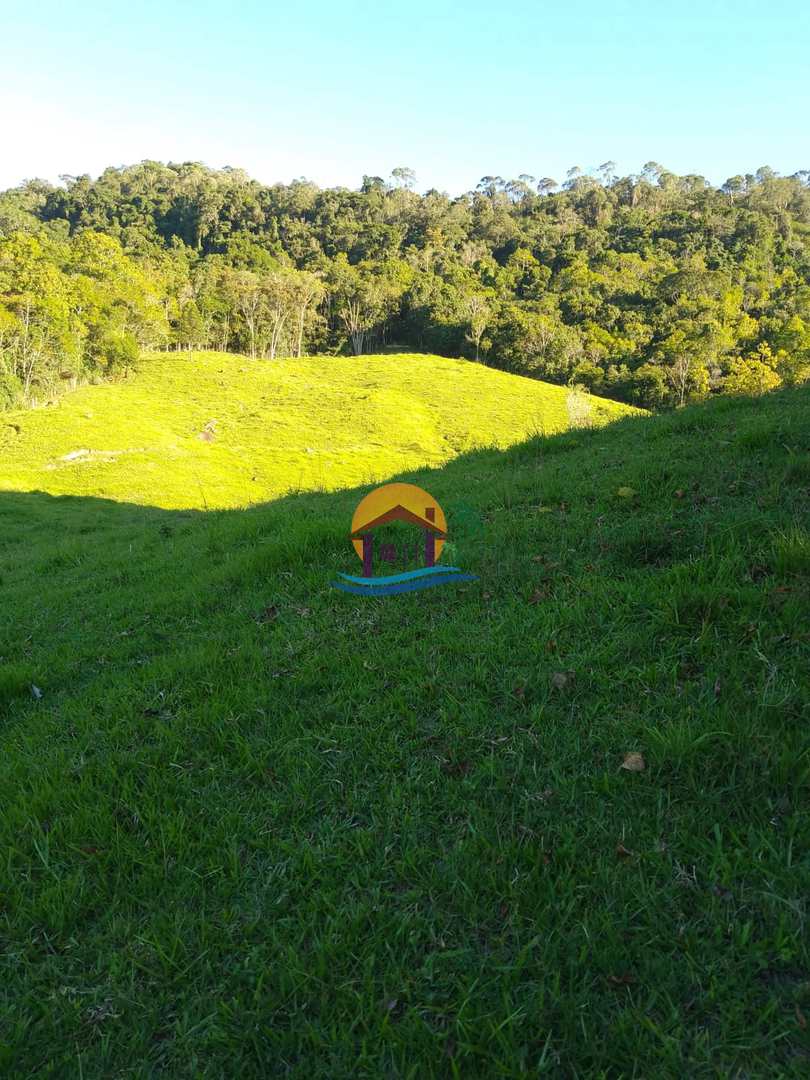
left=629, top=363, right=668, bottom=408
left=566, top=384, right=593, bottom=428
left=776, top=352, right=810, bottom=388
left=91, top=330, right=140, bottom=376
left=570, top=360, right=605, bottom=393
left=0, top=371, right=23, bottom=410
left=724, top=357, right=782, bottom=396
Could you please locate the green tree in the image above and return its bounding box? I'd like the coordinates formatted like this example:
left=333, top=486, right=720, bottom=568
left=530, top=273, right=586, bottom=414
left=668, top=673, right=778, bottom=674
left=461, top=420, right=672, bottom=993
left=724, top=357, right=782, bottom=396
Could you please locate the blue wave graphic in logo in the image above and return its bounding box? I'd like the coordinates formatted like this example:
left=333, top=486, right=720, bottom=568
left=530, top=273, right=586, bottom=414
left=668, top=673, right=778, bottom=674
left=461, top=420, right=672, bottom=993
left=338, top=565, right=467, bottom=586
left=331, top=565, right=478, bottom=596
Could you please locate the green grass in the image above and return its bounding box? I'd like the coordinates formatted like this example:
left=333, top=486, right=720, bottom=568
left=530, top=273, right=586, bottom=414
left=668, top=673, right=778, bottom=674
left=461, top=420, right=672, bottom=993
left=1, top=372, right=809, bottom=1077
left=0, top=351, right=639, bottom=509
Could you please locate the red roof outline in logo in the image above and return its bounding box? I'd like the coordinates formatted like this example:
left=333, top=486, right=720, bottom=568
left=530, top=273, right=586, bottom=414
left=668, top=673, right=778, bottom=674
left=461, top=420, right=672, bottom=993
left=350, top=504, right=447, bottom=538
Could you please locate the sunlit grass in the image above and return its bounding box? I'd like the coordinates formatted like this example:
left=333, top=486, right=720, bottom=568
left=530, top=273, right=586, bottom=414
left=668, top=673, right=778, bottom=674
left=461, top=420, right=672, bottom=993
left=0, top=351, right=640, bottom=509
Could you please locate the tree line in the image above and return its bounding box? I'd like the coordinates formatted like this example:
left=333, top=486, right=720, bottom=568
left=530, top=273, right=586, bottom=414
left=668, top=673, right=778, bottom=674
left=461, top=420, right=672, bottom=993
left=1, top=160, right=809, bottom=411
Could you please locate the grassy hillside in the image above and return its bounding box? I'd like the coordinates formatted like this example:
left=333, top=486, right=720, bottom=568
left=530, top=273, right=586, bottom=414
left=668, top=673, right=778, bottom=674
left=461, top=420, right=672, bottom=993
left=0, top=351, right=639, bottom=510
left=1, top=383, right=809, bottom=1077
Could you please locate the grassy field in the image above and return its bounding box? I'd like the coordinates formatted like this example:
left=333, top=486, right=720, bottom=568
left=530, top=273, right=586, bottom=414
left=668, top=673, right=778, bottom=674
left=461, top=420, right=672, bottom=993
left=0, top=365, right=809, bottom=1076
left=0, top=351, right=638, bottom=510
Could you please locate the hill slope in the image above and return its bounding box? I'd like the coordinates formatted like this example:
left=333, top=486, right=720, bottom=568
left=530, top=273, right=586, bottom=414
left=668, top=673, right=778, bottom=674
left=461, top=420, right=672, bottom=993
left=0, top=386, right=808, bottom=1077
left=0, top=351, right=639, bottom=509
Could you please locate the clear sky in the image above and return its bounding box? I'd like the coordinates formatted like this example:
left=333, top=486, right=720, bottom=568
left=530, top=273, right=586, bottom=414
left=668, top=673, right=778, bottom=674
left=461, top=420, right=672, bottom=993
left=1, top=0, right=808, bottom=194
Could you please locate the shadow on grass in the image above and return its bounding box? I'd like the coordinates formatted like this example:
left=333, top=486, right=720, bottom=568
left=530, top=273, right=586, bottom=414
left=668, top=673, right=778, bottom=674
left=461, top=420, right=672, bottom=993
left=0, top=415, right=654, bottom=717
left=0, top=408, right=652, bottom=548
left=1, top=391, right=809, bottom=1078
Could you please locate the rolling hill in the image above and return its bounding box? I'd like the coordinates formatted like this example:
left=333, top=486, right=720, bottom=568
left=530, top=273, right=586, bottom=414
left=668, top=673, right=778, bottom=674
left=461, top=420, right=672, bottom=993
left=0, top=351, right=640, bottom=509
left=0, top=374, right=808, bottom=1077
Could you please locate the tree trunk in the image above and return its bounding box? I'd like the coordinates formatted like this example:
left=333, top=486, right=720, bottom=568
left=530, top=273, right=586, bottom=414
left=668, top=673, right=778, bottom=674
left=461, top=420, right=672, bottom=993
left=296, top=308, right=305, bottom=357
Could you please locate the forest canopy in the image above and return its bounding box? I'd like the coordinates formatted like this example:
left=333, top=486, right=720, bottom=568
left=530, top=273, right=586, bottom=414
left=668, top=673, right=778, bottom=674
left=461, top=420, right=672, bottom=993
left=1, top=160, right=809, bottom=411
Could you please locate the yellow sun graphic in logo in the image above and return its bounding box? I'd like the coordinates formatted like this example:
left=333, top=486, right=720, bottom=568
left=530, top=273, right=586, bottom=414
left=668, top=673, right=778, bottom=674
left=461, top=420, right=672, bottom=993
left=350, top=482, right=447, bottom=563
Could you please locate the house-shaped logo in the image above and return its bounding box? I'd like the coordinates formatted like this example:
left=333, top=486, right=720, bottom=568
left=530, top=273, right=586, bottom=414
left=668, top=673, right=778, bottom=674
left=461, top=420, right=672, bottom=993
left=331, top=482, right=478, bottom=596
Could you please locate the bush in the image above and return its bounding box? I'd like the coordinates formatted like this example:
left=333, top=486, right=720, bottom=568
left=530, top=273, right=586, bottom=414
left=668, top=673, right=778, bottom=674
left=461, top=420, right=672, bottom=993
left=91, top=331, right=140, bottom=376
left=629, top=363, right=668, bottom=408
left=0, top=371, right=23, bottom=410
left=570, top=361, right=605, bottom=393
left=776, top=352, right=810, bottom=388
left=566, top=384, right=593, bottom=428
left=724, top=357, right=781, bottom=396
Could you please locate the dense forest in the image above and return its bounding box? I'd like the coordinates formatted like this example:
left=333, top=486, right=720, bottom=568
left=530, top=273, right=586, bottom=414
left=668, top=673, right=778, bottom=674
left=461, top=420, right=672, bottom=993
left=1, top=160, right=809, bottom=411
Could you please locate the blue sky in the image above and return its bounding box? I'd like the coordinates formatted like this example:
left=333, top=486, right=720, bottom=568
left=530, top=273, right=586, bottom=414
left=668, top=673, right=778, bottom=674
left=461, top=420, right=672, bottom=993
left=1, top=0, right=808, bottom=193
